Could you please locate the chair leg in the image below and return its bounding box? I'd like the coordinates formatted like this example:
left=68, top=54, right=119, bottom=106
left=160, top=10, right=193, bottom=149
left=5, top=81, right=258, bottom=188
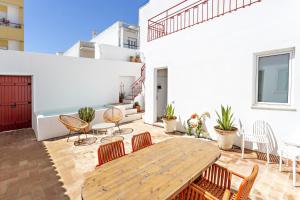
left=266, top=143, right=270, bottom=164
left=293, top=156, right=297, bottom=187
left=279, top=150, right=283, bottom=172
left=242, top=137, right=245, bottom=159
left=67, top=130, right=71, bottom=142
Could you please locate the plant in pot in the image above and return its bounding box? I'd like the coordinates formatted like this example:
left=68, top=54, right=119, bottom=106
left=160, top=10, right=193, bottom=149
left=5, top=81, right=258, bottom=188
left=78, top=107, right=95, bottom=132
left=186, top=112, right=210, bottom=138
left=133, top=101, right=141, bottom=112
left=214, top=105, right=238, bottom=150
left=162, top=104, right=177, bottom=133
left=129, top=56, right=135, bottom=62
left=135, top=54, right=141, bottom=63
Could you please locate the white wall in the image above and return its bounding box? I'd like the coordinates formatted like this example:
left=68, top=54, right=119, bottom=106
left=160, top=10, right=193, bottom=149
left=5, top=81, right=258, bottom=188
left=91, top=22, right=120, bottom=47
left=63, top=42, right=80, bottom=57
left=95, top=44, right=139, bottom=61
left=0, top=50, right=142, bottom=138
left=140, top=0, right=300, bottom=153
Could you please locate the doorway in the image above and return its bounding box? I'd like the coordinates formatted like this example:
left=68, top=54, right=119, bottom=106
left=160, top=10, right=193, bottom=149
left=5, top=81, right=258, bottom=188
left=156, top=68, right=168, bottom=122
left=0, top=75, right=32, bottom=132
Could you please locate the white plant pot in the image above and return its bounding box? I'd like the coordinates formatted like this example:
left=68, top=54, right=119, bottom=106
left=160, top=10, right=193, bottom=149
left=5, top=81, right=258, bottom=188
left=162, top=118, right=177, bottom=133
left=214, top=126, right=237, bottom=150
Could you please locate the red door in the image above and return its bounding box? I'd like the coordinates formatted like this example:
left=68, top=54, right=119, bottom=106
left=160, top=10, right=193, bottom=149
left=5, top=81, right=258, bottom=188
left=0, top=76, right=32, bottom=132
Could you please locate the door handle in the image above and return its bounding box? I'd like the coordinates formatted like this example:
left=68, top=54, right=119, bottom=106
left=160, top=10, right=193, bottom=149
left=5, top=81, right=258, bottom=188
left=10, top=103, right=16, bottom=108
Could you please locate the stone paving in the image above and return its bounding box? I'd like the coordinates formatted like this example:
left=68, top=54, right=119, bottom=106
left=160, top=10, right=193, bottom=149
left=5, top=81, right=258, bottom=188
left=0, top=120, right=299, bottom=200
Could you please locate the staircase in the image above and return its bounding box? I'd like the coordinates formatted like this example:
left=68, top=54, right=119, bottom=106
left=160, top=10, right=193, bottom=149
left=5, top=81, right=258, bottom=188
left=148, top=0, right=262, bottom=41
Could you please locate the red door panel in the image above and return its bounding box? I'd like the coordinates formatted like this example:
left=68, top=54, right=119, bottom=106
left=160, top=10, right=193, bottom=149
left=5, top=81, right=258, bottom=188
left=0, top=76, right=32, bottom=132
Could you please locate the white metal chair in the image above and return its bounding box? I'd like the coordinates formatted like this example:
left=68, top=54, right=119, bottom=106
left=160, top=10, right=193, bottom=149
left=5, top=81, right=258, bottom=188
left=240, top=120, right=270, bottom=164
left=279, top=144, right=300, bottom=187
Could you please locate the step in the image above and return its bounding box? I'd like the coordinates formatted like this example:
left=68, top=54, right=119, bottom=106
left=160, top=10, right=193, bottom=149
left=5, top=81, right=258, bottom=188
left=125, top=108, right=137, bottom=115
left=120, top=113, right=143, bottom=123
left=123, top=99, right=134, bottom=104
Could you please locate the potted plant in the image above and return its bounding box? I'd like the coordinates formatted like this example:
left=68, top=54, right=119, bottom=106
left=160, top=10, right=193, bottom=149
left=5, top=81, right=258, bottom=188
left=133, top=101, right=141, bottom=112
left=135, top=55, right=141, bottom=63
left=119, top=92, right=125, bottom=103
left=214, top=105, right=238, bottom=150
left=78, top=107, right=95, bottom=132
left=129, top=56, right=135, bottom=62
left=187, top=112, right=210, bottom=138
left=162, top=104, right=177, bottom=133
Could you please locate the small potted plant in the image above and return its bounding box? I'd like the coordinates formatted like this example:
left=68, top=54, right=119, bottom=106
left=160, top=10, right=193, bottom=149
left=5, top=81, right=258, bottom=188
left=162, top=104, right=177, bottom=133
left=187, top=112, right=210, bottom=138
left=78, top=107, right=95, bottom=132
left=129, top=56, right=135, bottom=62
left=119, top=92, right=125, bottom=103
left=135, top=54, right=141, bottom=63
left=133, top=101, right=141, bottom=112
left=214, top=105, right=238, bottom=150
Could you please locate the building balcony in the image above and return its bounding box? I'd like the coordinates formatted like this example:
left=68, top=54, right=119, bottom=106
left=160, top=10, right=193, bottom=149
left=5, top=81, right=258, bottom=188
left=148, top=0, right=262, bottom=41
left=0, top=19, right=24, bottom=41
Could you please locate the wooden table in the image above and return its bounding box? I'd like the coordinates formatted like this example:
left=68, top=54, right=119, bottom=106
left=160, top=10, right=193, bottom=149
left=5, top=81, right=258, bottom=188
left=81, top=138, right=221, bottom=200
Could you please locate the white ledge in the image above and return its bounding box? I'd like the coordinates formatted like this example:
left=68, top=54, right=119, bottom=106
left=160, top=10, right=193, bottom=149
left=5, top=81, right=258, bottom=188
left=251, top=104, right=297, bottom=111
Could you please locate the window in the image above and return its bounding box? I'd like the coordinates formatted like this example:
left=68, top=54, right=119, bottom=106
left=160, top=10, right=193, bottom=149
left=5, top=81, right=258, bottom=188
left=253, top=48, right=294, bottom=110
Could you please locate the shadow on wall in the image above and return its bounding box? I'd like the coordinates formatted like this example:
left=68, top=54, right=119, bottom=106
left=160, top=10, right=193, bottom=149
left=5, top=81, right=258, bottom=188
left=0, top=129, right=69, bottom=200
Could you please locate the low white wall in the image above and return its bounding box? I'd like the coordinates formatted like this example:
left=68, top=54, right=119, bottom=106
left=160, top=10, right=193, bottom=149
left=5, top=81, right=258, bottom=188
left=140, top=0, right=300, bottom=154
left=95, top=44, right=139, bottom=61
left=0, top=50, right=142, bottom=140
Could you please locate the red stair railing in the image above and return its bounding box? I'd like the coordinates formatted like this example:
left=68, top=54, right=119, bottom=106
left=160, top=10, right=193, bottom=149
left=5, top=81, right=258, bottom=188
left=131, top=64, right=146, bottom=98
left=148, top=0, right=262, bottom=41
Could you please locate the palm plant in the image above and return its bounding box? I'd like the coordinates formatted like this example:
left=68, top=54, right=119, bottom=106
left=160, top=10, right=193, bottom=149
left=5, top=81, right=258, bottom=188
left=78, top=107, right=95, bottom=123
left=216, top=105, right=235, bottom=131
left=163, top=104, right=176, bottom=120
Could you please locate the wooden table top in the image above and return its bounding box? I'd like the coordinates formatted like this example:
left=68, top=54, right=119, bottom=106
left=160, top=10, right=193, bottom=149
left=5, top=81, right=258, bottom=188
left=81, top=138, right=221, bottom=200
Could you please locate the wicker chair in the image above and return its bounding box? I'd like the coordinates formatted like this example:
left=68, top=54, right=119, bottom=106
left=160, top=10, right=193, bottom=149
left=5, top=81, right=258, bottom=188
left=131, top=132, right=153, bottom=152
left=190, top=164, right=259, bottom=200
left=59, top=115, right=88, bottom=142
left=96, top=140, right=125, bottom=167
left=103, top=107, right=123, bottom=133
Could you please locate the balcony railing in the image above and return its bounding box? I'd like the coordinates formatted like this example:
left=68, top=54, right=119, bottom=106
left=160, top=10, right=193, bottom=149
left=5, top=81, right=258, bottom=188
left=0, top=18, right=22, bottom=29
left=148, top=0, right=261, bottom=41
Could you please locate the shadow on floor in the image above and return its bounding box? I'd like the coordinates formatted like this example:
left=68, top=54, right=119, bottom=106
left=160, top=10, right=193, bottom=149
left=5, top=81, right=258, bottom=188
left=0, top=129, right=70, bottom=200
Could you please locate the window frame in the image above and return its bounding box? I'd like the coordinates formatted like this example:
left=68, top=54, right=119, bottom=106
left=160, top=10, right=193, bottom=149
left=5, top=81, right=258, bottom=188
left=252, top=48, right=295, bottom=111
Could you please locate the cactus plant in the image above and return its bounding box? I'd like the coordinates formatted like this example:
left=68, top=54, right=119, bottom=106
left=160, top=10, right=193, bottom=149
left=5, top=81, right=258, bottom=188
left=78, top=107, right=95, bottom=123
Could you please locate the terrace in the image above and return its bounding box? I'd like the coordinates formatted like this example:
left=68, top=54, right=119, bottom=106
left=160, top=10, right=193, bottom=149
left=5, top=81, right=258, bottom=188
left=0, top=120, right=299, bottom=200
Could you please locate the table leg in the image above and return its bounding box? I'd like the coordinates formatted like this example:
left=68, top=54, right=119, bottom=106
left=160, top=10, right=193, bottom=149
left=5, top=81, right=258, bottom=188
left=293, top=156, right=296, bottom=187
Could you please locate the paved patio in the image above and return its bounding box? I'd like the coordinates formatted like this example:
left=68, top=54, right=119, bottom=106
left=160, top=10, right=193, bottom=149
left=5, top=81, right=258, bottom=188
left=0, top=120, right=299, bottom=200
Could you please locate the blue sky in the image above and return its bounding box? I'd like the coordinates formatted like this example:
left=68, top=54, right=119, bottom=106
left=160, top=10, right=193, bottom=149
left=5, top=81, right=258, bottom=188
left=25, top=0, right=149, bottom=54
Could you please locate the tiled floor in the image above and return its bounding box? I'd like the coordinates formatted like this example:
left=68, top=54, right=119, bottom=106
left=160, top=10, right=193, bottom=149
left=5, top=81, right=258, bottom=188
left=0, top=120, right=299, bottom=200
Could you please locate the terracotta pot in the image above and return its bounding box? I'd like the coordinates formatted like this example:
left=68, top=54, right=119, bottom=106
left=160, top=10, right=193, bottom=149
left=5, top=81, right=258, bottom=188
left=214, top=126, right=238, bottom=150
left=130, top=57, right=135, bottom=62
left=135, top=105, right=141, bottom=112
left=162, top=118, right=177, bottom=133
left=135, top=57, right=141, bottom=63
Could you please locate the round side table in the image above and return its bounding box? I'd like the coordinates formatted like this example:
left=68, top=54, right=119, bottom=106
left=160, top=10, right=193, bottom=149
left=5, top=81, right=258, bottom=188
left=92, top=123, right=115, bottom=135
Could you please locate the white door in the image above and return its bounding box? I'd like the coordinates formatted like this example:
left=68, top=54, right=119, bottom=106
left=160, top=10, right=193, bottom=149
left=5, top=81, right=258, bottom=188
left=156, top=69, right=168, bottom=120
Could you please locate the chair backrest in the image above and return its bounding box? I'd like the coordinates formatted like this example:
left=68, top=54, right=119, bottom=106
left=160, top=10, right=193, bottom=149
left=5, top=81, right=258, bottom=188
left=103, top=107, right=123, bottom=123
left=59, top=115, right=88, bottom=131
left=252, top=120, right=267, bottom=137
left=96, top=140, right=125, bottom=167
left=234, top=165, right=259, bottom=200
left=131, top=132, right=153, bottom=152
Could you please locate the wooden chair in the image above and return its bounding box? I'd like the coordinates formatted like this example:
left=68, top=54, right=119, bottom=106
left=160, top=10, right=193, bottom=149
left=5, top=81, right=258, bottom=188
left=58, top=115, right=88, bottom=142
left=96, top=140, right=125, bottom=167
left=131, top=132, right=153, bottom=152
left=189, top=164, right=259, bottom=200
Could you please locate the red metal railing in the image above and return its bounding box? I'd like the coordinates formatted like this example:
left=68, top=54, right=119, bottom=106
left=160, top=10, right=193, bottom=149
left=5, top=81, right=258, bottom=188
left=131, top=64, right=146, bottom=98
left=148, top=0, right=262, bottom=41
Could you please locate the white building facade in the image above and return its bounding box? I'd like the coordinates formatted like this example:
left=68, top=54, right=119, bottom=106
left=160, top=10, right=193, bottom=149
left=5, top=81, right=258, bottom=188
left=140, top=0, right=299, bottom=153
left=63, top=21, right=140, bottom=59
